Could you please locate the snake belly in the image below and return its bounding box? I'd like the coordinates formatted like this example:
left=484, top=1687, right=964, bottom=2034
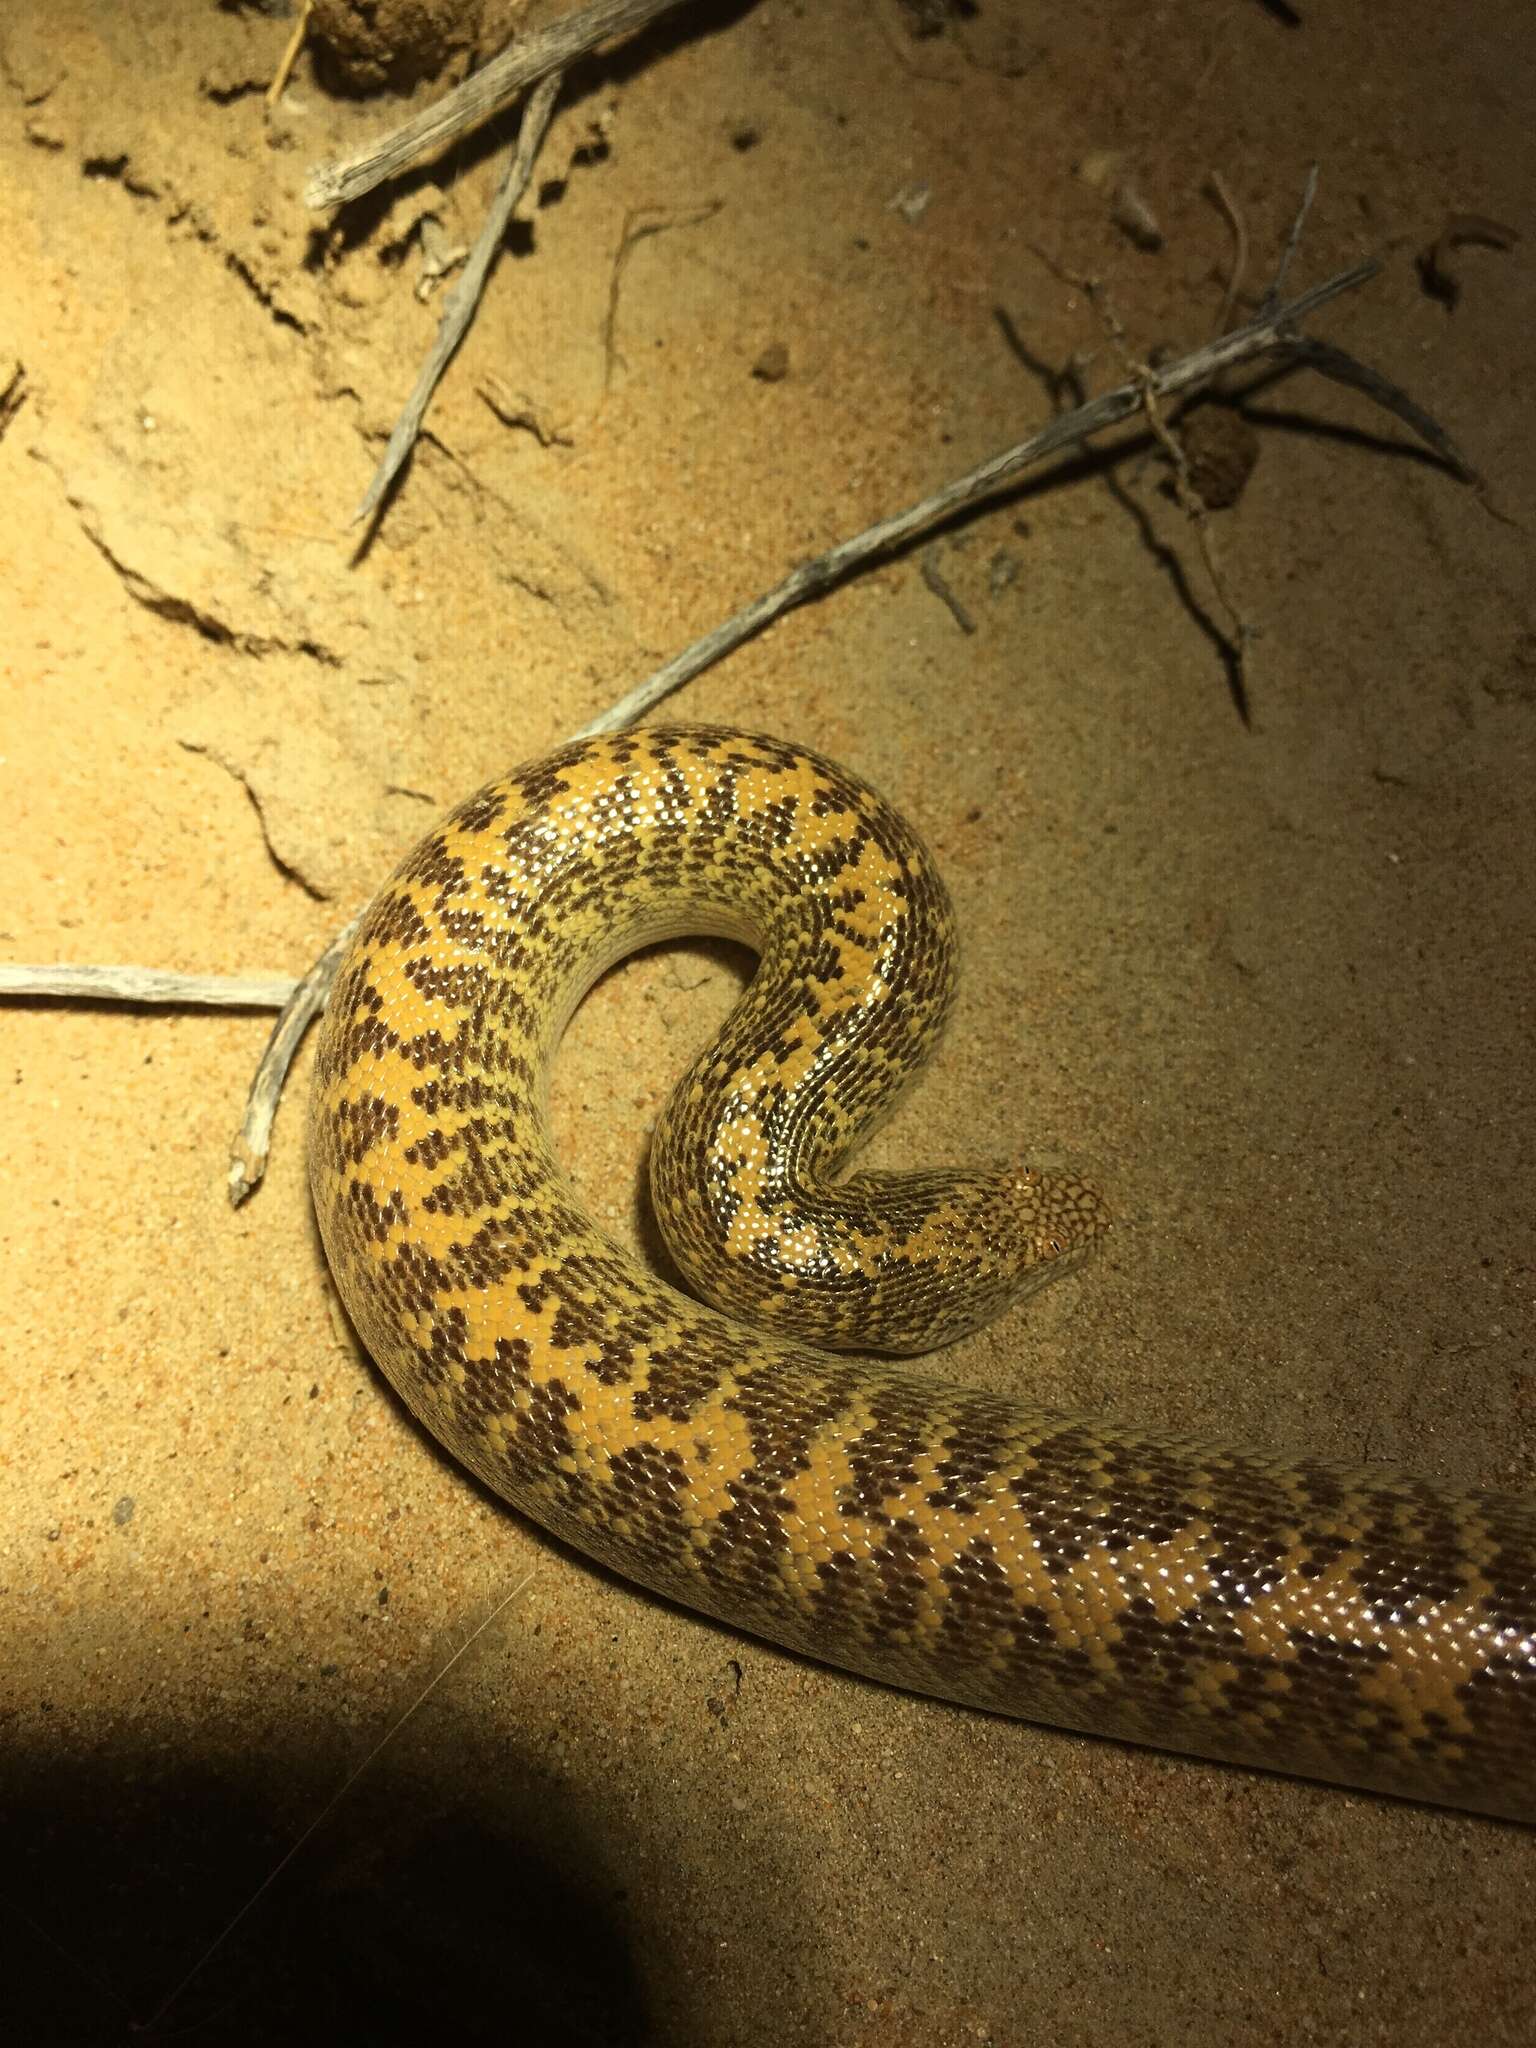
left=308, top=725, right=1536, bottom=1821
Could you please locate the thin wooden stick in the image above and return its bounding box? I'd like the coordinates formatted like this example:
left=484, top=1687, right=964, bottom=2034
left=351, top=70, right=562, bottom=529
left=265, top=0, right=313, bottom=111
left=228, top=918, right=359, bottom=1204
left=305, top=0, right=689, bottom=211
left=576, top=260, right=1382, bottom=736
left=1259, top=162, right=1319, bottom=319
left=1204, top=170, right=1248, bottom=338
left=0, top=963, right=296, bottom=1007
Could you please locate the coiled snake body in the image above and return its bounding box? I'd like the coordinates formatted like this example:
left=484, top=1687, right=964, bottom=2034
left=309, top=726, right=1536, bottom=1820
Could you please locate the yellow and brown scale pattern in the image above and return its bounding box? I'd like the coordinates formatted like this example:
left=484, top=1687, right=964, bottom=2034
left=309, top=726, right=1536, bottom=1820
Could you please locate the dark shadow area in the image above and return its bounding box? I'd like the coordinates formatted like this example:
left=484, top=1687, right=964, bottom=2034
left=563, top=0, right=761, bottom=101
left=1230, top=395, right=1466, bottom=473
left=0, top=1736, right=654, bottom=2047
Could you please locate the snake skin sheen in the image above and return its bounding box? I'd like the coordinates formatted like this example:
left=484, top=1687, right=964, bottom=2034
left=309, top=726, right=1536, bottom=1821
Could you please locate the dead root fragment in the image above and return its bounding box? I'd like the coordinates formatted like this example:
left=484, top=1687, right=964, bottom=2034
left=600, top=201, right=723, bottom=392
left=920, top=548, right=978, bottom=634
left=1204, top=170, right=1248, bottom=338
left=477, top=376, right=574, bottom=446
left=1137, top=375, right=1257, bottom=704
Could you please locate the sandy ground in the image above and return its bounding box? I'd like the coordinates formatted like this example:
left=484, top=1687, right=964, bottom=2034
left=2, top=2, right=1533, bottom=2042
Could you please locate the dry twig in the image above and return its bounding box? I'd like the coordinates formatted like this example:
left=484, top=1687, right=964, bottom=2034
left=265, top=0, right=313, bottom=111
left=1033, top=176, right=1476, bottom=716
left=228, top=919, right=359, bottom=1204
left=0, top=964, right=296, bottom=1007
left=601, top=202, right=723, bottom=391
left=919, top=547, right=978, bottom=635
left=1260, top=163, right=1319, bottom=319
left=581, top=259, right=1381, bottom=737
left=305, top=0, right=689, bottom=211
left=1204, top=170, right=1248, bottom=337
left=352, top=71, right=563, bottom=529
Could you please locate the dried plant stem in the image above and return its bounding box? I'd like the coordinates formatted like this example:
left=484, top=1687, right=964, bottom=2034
left=0, top=963, right=296, bottom=1007
left=1261, top=162, right=1320, bottom=319
left=227, top=918, right=358, bottom=1203
left=578, top=260, right=1379, bottom=735
left=351, top=71, right=562, bottom=529
left=265, top=0, right=313, bottom=111
left=1204, top=170, right=1248, bottom=338
left=305, top=0, right=689, bottom=211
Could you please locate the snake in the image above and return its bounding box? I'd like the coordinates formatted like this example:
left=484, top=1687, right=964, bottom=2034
left=308, top=724, right=1536, bottom=1822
